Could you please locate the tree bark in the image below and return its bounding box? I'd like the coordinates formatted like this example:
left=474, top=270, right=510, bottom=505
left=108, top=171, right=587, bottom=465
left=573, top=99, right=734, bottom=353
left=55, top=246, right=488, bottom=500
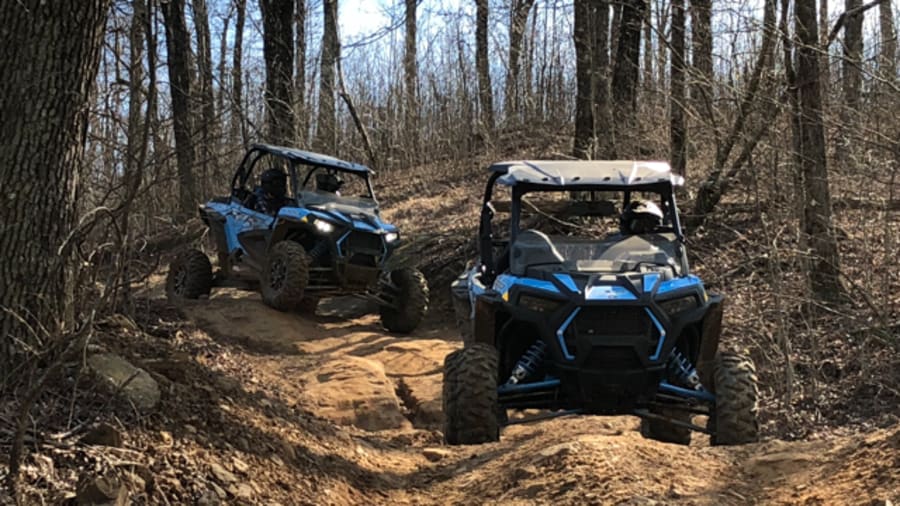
left=573, top=0, right=594, bottom=158
left=796, top=0, right=843, bottom=299
left=505, top=0, right=536, bottom=122
left=261, top=0, right=295, bottom=145
left=475, top=0, right=495, bottom=132
left=161, top=0, right=198, bottom=219
left=0, top=0, right=110, bottom=368
left=192, top=0, right=217, bottom=185
left=404, top=0, right=419, bottom=152
left=611, top=0, right=647, bottom=156
left=879, top=0, right=896, bottom=83
left=295, top=0, right=307, bottom=143
left=315, top=0, right=338, bottom=153
left=670, top=0, right=687, bottom=175
left=592, top=0, right=613, bottom=158
left=690, top=0, right=713, bottom=125
left=820, top=0, right=831, bottom=88
left=232, top=0, right=247, bottom=146
left=842, top=0, right=863, bottom=110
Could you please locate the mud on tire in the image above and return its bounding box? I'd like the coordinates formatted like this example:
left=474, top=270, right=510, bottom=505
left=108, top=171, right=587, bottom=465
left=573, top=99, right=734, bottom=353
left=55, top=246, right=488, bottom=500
left=261, top=241, right=310, bottom=312
left=442, top=343, right=500, bottom=445
left=709, top=352, right=759, bottom=445
left=379, top=268, right=429, bottom=333
left=641, top=407, right=692, bottom=445
left=166, top=249, right=213, bottom=301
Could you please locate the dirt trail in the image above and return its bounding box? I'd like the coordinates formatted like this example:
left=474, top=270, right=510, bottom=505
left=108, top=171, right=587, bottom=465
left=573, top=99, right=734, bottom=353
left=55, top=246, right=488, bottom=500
left=170, top=289, right=899, bottom=505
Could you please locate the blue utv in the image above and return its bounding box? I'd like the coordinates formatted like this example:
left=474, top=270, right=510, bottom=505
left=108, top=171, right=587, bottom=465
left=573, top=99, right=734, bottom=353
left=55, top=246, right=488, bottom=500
left=444, top=160, right=759, bottom=445
left=165, top=144, right=429, bottom=333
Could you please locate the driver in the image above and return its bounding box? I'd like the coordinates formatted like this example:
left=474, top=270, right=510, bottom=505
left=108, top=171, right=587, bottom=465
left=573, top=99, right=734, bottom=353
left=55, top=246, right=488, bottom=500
left=620, top=200, right=664, bottom=235
left=315, top=172, right=344, bottom=196
left=253, top=168, right=290, bottom=215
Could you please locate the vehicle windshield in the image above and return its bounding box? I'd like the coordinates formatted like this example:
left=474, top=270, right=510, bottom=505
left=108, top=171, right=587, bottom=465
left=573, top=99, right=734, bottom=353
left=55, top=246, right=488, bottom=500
left=297, top=165, right=375, bottom=208
left=509, top=189, right=681, bottom=275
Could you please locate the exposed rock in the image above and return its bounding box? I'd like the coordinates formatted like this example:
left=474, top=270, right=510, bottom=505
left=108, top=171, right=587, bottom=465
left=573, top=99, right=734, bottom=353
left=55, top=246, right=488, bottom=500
left=76, top=475, right=128, bottom=505
left=87, top=353, right=160, bottom=412
left=209, top=462, right=237, bottom=484
left=81, top=422, right=123, bottom=447
left=232, top=456, right=250, bottom=473
left=422, top=448, right=451, bottom=462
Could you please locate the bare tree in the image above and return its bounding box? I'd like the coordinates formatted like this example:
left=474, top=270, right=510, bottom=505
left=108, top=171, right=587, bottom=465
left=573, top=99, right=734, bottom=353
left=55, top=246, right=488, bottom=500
left=592, top=0, right=613, bottom=158
left=0, top=0, right=110, bottom=368
left=690, top=0, right=713, bottom=124
left=404, top=0, right=419, bottom=150
left=161, top=0, right=198, bottom=218
left=192, top=0, right=217, bottom=184
left=611, top=0, right=647, bottom=156
left=295, top=0, right=307, bottom=143
left=261, top=0, right=296, bottom=145
left=842, top=0, right=863, bottom=111
left=315, top=0, right=339, bottom=153
left=232, top=0, right=247, bottom=145
left=796, top=0, right=843, bottom=299
left=475, top=0, right=495, bottom=133
left=878, top=0, right=896, bottom=83
left=505, top=0, right=537, bottom=121
left=670, top=0, right=687, bottom=175
left=573, top=0, right=594, bottom=158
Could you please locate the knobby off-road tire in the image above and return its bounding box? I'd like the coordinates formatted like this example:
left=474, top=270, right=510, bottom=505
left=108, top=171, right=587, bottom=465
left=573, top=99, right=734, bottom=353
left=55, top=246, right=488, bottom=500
left=166, top=249, right=213, bottom=301
left=641, top=407, right=693, bottom=445
left=261, top=241, right=310, bottom=312
left=442, top=343, right=500, bottom=445
left=379, top=268, right=429, bottom=333
left=297, top=297, right=319, bottom=314
left=709, top=352, right=760, bottom=445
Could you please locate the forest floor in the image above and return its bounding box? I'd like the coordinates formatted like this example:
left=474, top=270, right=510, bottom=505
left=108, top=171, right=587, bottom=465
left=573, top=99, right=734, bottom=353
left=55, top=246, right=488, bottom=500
left=5, top=134, right=900, bottom=504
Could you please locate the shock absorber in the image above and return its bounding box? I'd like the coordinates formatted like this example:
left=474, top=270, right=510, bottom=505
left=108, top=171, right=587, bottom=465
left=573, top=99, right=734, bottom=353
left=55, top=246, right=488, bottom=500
left=668, top=350, right=702, bottom=390
left=308, top=239, right=329, bottom=261
left=506, top=340, right=547, bottom=385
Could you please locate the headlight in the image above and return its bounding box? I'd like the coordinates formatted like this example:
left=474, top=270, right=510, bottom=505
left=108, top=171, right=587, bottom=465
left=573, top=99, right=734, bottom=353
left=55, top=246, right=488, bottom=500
left=518, top=294, right=563, bottom=313
left=314, top=219, right=335, bottom=234
left=384, top=232, right=399, bottom=243
left=659, top=295, right=698, bottom=316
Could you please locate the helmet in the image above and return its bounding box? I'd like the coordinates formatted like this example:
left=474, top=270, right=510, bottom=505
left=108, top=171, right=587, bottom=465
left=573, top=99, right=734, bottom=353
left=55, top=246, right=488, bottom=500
left=260, top=168, right=287, bottom=198
left=620, top=200, right=664, bottom=234
left=315, top=172, right=344, bottom=193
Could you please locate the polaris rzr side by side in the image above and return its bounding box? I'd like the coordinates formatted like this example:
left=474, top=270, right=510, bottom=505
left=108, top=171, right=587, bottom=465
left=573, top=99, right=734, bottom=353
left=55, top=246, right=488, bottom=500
left=444, top=160, right=759, bottom=446
left=165, top=143, right=429, bottom=333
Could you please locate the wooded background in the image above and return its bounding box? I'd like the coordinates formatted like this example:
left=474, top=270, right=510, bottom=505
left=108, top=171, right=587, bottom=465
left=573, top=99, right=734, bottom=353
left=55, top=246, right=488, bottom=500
left=1, top=0, right=898, bottom=441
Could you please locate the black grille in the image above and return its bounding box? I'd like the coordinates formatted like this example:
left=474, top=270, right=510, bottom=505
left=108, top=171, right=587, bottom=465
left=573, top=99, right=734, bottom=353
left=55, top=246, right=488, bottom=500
left=572, top=307, right=651, bottom=337
left=346, top=231, right=383, bottom=254
left=585, top=347, right=643, bottom=370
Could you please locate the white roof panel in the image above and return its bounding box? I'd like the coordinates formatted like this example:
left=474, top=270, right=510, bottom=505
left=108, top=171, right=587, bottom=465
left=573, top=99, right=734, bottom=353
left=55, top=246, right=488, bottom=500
left=490, top=160, right=683, bottom=187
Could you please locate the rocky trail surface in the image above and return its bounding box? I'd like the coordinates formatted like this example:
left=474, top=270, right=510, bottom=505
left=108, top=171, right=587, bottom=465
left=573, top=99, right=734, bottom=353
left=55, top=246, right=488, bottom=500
left=98, top=280, right=896, bottom=506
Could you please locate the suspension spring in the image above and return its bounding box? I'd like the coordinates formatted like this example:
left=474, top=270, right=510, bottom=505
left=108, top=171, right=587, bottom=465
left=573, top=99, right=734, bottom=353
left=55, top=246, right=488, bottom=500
left=308, top=239, right=329, bottom=261
left=507, top=340, right=547, bottom=385
left=668, top=350, right=702, bottom=390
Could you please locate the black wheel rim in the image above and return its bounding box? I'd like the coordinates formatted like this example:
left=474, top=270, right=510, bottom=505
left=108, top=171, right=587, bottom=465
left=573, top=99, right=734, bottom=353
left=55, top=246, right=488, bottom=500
left=270, top=259, right=286, bottom=290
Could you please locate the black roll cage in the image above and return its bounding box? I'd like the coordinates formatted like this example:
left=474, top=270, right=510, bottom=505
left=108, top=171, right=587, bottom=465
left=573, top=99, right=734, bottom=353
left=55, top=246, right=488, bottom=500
left=477, top=175, right=689, bottom=284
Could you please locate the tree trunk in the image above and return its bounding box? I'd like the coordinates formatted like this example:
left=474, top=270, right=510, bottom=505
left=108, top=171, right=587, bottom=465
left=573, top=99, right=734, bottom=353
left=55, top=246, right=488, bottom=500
left=161, top=0, right=198, bottom=219
left=573, top=0, right=594, bottom=158
left=475, top=0, right=495, bottom=133
left=670, top=0, right=687, bottom=175
left=232, top=0, right=247, bottom=146
left=506, top=0, right=536, bottom=122
left=217, top=7, right=232, bottom=131
left=796, top=0, right=843, bottom=299
left=879, top=0, right=896, bottom=83
left=819, top=0, right=831, bottom=88
left=192, top=0, right=217, bottom=186
left=295, top=0, right=307, bottom=143
left=842, top=0, right=863, bottom=110
left=0, top=0, right=110, bottom=367
left=593, top=0, right=613, bottom=158
left=315, top=0, right=338, bottom=153
left=404, top=0, right=419, bottom=153
left=611, top=0, right=647, bottom=156
left=261, top=0, right=295, bottom=145
left=690, top=0, right=713, bottom=125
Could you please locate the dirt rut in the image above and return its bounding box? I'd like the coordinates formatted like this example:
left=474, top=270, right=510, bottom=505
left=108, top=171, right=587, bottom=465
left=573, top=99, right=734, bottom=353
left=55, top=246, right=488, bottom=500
left=177, top=290, right=899, bottom=505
